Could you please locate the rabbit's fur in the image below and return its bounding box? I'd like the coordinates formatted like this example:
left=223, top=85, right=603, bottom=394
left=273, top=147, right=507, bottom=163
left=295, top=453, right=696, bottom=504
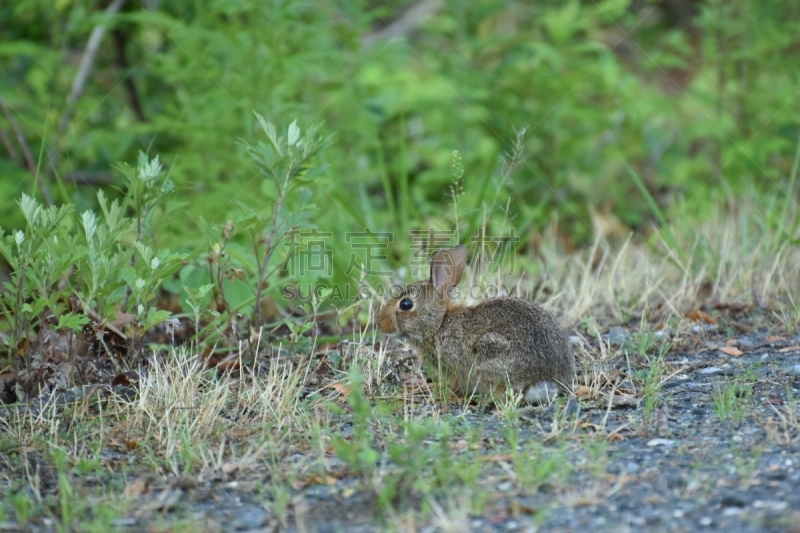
left=377, top=245, right=574, bottom=401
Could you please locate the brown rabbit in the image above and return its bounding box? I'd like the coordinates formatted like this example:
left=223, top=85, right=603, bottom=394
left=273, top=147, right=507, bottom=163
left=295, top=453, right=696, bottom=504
left=377, top=245, right=574, bottom=402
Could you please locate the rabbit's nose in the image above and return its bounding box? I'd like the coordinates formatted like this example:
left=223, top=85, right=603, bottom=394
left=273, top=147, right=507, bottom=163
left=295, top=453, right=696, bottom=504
left=377, top=309, right=395, bottom=333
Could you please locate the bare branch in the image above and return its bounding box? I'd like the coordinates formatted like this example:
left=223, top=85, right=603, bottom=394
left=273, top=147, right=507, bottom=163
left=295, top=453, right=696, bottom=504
left=0, top=123, right=19, bottom=165
left=59, top=0, right=130, bottom=134
left=362, top=0, right=442, bottom=48
left=0, top=96, right=53, bottom=206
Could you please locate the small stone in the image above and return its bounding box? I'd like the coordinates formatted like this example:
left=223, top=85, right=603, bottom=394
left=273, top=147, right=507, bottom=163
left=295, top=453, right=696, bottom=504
left=722, top=507, right=742, bottom=517
left=699, top=367, right=723, bottom=375
left=720, top=494, right=747, bottom=508
left=618, top=379, right=636, bottom=392
left=628, top=516, right=645, bottom=527
left=496, top=481, right=513, bottom=491
left=672, top=509, right=685, bottom=518
left=699, top=516, right=712, bottom=527
left=607, top=327, right=629, bottom=346
left=791, top=365, right=800, bottom=377
left=230, top=507, right=267, bottom=530
left=563, top=399, right=581, bottom=417
left=737, top=338, right=756, bottom=349
left=625, top=461, right=640, bottom=473
left=667, top=474, right=687, bottom=490
left=647, top=438, right=675, bottom=447
left=692, top=324, right=718, bottom=333
left=569, top=335, right=581, bottom=344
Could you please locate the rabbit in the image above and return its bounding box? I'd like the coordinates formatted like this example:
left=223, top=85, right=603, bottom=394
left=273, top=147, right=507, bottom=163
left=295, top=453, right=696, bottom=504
left=377, top=245, right=574, bottom=403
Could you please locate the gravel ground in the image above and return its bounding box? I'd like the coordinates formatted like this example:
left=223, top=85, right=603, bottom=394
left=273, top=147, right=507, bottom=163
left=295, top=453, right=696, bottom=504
left=102, top=321, right=800, bottom=533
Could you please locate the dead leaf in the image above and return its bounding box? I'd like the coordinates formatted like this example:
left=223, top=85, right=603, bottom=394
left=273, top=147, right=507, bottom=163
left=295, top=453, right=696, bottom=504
left=111, top=371, right=139, bottom=388
left=779, top=345, right=800, bottom=353
left=110, top=303, right=136, bottom=330
left=608, top=432, right=626, bottom=442
left=686, top=309, right=717, bottom=324
left=221, top=463, right=239, bottom=476
left=719, top=346, right=743, bottom=357
left=510, top=500, right=538, bottom=517
left=713, top=302, right=747, bottom=312
left=291, top=478, right=310, bottom=491
left=766, top=335, right=786, bottom=342
left=122, top=475, right=154, bottom=497
left=590, top=207, right=630, bottom=241
left=480, top=454, right=513, bottom=462
left=575, top=385, right=594, bottom=398
left=331, top=382, right=352, bottom=396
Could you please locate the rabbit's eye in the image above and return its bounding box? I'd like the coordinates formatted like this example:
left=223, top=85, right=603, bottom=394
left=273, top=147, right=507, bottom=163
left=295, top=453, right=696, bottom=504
left=399, top=298, right=414, bottom=311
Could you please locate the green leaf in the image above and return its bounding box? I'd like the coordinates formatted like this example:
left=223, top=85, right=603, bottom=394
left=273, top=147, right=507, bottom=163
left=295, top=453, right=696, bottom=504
left=56, top=312, right=91, bottom=332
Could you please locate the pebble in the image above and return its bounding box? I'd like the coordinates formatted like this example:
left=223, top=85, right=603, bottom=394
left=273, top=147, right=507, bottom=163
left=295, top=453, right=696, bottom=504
left=628, top=515, right=646, bottom=526
left=626, top=461, right=640, bottom=473
left=699, top=516, right=712, bottom=527
left=497, top=481, right=513, bottom=492
left=692, top=324, right=718, bottom=332
left=699, top=367, right=723, bottom=375
left=618, top=379, right=636, bottom=392
left=791, top=365, right=800, bottom=377
left=230, top=507, right=267, bottom=530
left=672, top=509, right=685, bottom=518
left=720, top=494, right=747, bottom=508
left=563, top=399, right=581, bottom=417
left=737, top=338, right=756, bottom=349
left=647, top=438, right=675, bottom=447
left=607, top=327, right=629, bottom=346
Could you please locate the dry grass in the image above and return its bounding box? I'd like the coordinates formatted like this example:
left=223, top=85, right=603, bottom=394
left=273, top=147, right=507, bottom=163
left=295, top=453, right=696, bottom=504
left=527, top=196, right=800, bottom=325
left=1, top=196, right=798, bottom=530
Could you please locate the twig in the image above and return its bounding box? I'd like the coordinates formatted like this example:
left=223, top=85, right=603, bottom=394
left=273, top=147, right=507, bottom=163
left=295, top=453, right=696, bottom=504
left=59, top=0, right=130, bottom=134
left=61, top=170, right=117, bottom=186
left=0, top=96, right=53, bottom=205
left=71, top=297, right=128, bottom=341
left=0, top=123, right=19, bottom=165
left=112, top=28, right=146, bottom=122
left=361, top=0, right=443, bottom=48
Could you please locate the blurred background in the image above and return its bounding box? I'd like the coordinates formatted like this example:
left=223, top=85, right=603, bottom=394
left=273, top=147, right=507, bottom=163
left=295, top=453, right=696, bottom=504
left=1, top=0, right=799, bottom=307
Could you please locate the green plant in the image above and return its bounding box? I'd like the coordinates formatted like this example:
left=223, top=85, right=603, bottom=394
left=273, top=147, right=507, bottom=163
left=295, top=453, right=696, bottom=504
left=330, top=366, right=383, bottom=483
left=506, top=425, right=569, bottom=492
left=712, top=382, right=752, bottom=424
left=10, top=489, right=33, bottom=526
left=0, top=153, right=185, bottom=372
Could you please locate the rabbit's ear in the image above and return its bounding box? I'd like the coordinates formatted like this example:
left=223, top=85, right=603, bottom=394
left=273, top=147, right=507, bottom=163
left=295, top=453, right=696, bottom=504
left=430, top=245, right=467, bottom=295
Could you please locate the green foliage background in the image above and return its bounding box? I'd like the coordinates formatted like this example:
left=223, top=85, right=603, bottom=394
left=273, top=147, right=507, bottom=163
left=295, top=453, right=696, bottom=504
left=1, top=0, right=799, bottom=316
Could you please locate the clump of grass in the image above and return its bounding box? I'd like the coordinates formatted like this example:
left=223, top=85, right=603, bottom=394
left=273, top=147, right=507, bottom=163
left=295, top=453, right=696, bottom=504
left=525, top=193, right=800, bottom=325
left=711, top=382, right=752, bottom=424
